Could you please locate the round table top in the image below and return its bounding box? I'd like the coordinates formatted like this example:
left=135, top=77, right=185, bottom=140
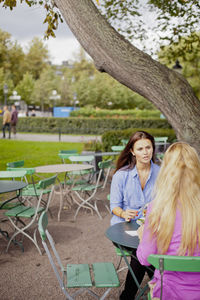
left=35, top=163, right=94, bottom=174
left=105, top=221, right=140, bottom=249
left=0, top=180, right=27, bottom=194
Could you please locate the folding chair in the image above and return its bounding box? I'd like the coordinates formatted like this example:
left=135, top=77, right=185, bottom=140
left=6, top=160, right=35, bottom=183
left=58, top=150, right=78, bottom=163
left=4, top=175, right=57, bottom=254
left=71, top=159, right=113, bottom=220
left=38, top=211, right=120, bottom=300
left=67, top=155, right=95, bottom=185
left=121, top=139, right=128, bottom=146
left=147, top=254, right=200, bottom=300
left=111, top=145, right=124, bottom=152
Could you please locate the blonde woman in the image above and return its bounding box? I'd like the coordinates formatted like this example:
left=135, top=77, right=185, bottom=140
left=137, top=142, right=200, bottom=300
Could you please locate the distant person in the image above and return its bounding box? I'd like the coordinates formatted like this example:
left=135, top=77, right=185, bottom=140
left=2, top=105, right=11, bottom=139
left=11, top=105, right=18, bottom=138
left=137, top=142, right=200, bottom=300
left=31, top=109, right=36, bottom=117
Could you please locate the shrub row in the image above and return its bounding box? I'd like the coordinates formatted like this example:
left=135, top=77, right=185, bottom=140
left=102, top=128, right=176, bottom=151
left=70, top=108, right=161, bottom=118
left=0, top=117, right=172, bottom=135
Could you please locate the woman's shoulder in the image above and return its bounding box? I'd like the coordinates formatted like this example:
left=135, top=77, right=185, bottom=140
left=113, top=166, right=132, bottom=179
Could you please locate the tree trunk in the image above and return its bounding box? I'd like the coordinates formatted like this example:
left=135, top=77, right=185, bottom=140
left=55, top=0, right=200, bottom=153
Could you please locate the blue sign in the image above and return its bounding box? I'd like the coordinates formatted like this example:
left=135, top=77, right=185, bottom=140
left=53, top=107, right=74, bottom=117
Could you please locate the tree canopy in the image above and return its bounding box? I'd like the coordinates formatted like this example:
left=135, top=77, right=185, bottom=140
left=0, top=0, right=200, bottom=152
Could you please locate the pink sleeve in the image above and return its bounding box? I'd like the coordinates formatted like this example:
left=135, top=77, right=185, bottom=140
left=136, top=204, right=157, bottom=266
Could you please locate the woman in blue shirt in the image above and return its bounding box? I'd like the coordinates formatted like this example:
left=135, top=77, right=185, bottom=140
left=110, top=131, right=160, bottom=300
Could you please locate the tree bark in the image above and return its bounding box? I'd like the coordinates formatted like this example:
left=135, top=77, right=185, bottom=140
left=55, top=0, right=200, bottom=153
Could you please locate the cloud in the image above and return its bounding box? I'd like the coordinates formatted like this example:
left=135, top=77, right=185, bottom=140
left=0, top=2, right=80, bottom=64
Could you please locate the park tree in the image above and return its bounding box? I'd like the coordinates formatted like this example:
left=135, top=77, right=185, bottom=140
left=24, top=37, right=50, bottom=80
left=1, top=0, right=200, bottom=152
left=0, top=29, right=25, bottom=86
left=158, top=32, right=200, bottom=100
left=52, top=0, right=200, bottom=153
left=31, top=65, right=61, bottom=111
left=16, top=72, right=35, bottom=105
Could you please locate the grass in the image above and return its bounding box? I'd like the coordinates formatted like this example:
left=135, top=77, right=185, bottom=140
left=0, top=140, right=84, bottom=171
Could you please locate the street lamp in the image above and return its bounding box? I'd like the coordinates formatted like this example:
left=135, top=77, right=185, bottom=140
left=9, top=90, right=21, bottom=105
left=172, top=60, right=182, bottom=73
left=49, top=90, right=61, bottom=114
left=3, top=84, right=8, bottom=106
left=73, top=92, right=79, bottom=109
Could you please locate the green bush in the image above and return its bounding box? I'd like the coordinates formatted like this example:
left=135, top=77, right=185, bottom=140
left=102, top=128, right=176, bottom=151
left=0, top=116, right=172, bottom=135
left=70, top=108, right=161, bottom=118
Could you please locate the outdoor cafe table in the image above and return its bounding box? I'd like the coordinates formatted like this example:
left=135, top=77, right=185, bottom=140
left=0, top=180, right=27, bottom=243
left=105, top=221, right=149, bottom=300
left=35, top=164, right=94, bottom=221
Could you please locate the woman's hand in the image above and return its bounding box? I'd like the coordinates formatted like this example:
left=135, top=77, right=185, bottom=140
left=121, top=209, right=138, bottom=222
left=137, top=224, right=144, bottom=241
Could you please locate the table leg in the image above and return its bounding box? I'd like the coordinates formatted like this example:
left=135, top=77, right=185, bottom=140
left=118, top=244, right=148, bottom=300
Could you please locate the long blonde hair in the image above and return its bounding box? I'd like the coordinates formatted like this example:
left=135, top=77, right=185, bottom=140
left=148, top=142, right=200, bottom=255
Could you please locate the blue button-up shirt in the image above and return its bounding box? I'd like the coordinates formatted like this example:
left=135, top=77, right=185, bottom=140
left=110, top=161, right=160, bottom=225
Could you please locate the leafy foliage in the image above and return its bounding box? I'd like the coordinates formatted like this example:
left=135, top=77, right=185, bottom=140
left=102, top=128, right=176, bottom=152
left=70, top=107, right=160, bottom=118
left=99, top=0, right=200, bottom=59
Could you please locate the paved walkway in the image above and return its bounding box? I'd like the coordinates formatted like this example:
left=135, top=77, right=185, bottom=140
left=11, top=133, right=101, bottom=143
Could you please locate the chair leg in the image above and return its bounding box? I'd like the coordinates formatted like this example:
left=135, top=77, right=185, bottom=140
left=73, top=192, right=102, bottom=220
left=6, top=217, right=42, bottom=255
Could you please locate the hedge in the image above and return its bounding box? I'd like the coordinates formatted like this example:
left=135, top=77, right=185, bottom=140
left=70, top=108, right=161, bottom=118
left=0, top=116, right=172, bottom=135
left=101, top=128, right=176, bottom=151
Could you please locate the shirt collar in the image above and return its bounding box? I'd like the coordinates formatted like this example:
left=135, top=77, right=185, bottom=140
left=131, top=160, right=154, bottom=178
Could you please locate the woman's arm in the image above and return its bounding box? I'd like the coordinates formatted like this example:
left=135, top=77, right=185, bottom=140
left=110, top=171, right=138, bottom=221
left=112, top=207, right=138, bottom=221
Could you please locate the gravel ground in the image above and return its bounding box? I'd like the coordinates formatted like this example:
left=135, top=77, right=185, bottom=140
left=0, top=181, right=150, bottom=300
left=0, top=184, right=129, bottom=300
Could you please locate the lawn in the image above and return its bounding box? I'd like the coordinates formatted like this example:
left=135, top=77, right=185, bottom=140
left=0, top=140, right=84, bottom=171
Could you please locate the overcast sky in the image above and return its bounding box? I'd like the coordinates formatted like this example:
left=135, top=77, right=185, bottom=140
left=0, top=2, right=82, bottom=65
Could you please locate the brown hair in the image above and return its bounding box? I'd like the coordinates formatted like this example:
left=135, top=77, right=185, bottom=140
left=115, top=131, right=156, bottom=173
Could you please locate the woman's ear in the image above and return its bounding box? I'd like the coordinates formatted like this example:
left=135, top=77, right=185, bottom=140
left=130, top=150, right=135, bottom=156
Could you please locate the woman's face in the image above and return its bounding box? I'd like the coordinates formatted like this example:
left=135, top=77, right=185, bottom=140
left=131, top=138, right=153, bottom=164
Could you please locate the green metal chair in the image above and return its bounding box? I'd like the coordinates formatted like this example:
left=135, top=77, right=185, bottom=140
left=71, top=159, right=113, bottom=220
left=4, top=175, right=57, bottom=254
left=147, top=254, right=200, bottom=300
left=58, top=150, right=78, bottom=163
left=6, top=160, right=35, bottom=183
left=38, top=211, right=120, bottom=299
left=111, top=145, right=125, bottom=152
left=121, top=139, right=128, bottom=146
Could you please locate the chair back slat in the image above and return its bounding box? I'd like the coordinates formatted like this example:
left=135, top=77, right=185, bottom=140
left=38, top=175, right=57, bottom=189
left=98, top=159, right=112, bottom=190
left=98, top=159, right=112, bottom=170
left=7, top=160, right=25, bottom=168
left=59, top=150, right=77, bottom=154
left=69, top=155, right=94, bottom=163
left=154, top=137, right=168, bottom=143
left=0, top=170, right=27, bottom=179
left=148, top=254, right=200, bottom=272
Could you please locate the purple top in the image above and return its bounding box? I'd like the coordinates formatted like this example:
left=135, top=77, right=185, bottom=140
left=11, top=110, right=18, bottom=125
left=137, top=205, right=200, bottom=300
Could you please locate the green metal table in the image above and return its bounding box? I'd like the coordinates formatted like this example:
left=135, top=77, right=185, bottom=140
left=0, top=180, right=27, bottom=244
